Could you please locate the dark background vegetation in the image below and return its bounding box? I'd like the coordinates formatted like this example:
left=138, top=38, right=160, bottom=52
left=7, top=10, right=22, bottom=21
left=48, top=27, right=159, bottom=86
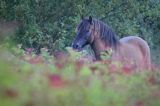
left=0, top=0, right=160, bottom=63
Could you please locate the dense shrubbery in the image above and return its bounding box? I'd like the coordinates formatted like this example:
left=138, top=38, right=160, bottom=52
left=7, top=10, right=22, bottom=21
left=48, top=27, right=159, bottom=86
left=0, top=45, right=160, bottom=106
left=0, top=0, right=160, bottom=52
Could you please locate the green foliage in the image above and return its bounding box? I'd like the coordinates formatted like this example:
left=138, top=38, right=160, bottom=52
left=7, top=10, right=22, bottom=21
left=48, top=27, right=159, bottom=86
left=0, top=45, right=160, bottom=106
left=100, top=48, right=113, bottom=60
left=0, top=0, right=160, bottom=52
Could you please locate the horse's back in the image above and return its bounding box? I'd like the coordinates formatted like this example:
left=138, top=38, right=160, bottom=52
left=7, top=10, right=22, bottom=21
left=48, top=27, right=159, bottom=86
left=120, top=36, right=151, bottom=70
left=120, top=36, right=144, bottom=43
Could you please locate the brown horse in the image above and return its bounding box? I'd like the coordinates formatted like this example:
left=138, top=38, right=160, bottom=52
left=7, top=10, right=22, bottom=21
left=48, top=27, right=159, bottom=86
left=72, top=16, right=151, bottom=70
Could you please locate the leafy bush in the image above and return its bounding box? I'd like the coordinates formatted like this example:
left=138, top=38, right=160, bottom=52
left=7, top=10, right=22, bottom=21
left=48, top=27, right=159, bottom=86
left=0, top=0, right=160, bottom=51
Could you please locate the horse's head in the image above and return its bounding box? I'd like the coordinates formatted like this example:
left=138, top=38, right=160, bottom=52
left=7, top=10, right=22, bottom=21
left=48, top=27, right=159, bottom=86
left=72, top=16, right=94, bottom=51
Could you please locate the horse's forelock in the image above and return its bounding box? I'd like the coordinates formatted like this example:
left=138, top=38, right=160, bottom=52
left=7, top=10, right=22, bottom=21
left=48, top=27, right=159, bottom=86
left=77, top=19, right=91, bottom=32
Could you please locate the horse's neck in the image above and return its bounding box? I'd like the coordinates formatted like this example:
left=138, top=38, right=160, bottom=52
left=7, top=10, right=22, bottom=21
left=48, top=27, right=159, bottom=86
left=90, top=40, right=101, bottom=60
left=91, top=39, right=114, bottom=60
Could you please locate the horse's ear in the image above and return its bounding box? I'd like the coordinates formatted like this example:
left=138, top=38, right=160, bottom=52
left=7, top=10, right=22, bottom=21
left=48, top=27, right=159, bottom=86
left=88, top=16, right=92, bottom=24
left=81, top=15, right=84, bottom=20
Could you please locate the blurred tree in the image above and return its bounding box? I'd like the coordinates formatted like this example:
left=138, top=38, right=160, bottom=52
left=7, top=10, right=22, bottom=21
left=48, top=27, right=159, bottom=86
left=0, top=0, right=159, bottom=52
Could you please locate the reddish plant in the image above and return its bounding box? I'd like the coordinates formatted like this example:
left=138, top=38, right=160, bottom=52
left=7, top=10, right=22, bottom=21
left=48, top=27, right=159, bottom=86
left=53, top=50, right=68, bottom=62
left=101, top=59, right=111, bottom=64
left=48, top=74, right=64, bottom=88
left=122, top=64, right=133, bottom=74
left=147, top=75, right=157, bottom=85
left=90, top=66, right=98, bottom=73
left=135, top=100, right=144, bottom=106
left=26, top=101, right=34, bottom=106
left=28, top=56, right=44, bottom=64
left=55, top=62, right=64, bottom=70
left=75, top=60, right=84, bottom=72
left=4, top=89, right=18, bottom=98
left=108, top=64, right=118, bottom=73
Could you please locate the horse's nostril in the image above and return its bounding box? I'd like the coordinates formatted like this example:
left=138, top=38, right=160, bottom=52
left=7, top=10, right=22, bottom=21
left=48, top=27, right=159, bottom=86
left=75, top=45, right=79, bottom=49
left=72, top=44, right=79, bottom=49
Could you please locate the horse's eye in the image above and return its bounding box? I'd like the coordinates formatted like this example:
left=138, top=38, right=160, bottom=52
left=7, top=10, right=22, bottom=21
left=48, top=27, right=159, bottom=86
left=86, top=30, right=90, bottom=32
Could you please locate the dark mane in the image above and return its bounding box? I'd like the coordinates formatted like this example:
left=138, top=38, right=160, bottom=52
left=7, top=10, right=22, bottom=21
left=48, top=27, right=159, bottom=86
left=92, top=19, right=120, bottom=49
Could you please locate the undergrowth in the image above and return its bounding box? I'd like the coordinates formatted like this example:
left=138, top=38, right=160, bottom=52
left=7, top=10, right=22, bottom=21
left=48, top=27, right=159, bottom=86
left=0, top=45, right=160, bottom=106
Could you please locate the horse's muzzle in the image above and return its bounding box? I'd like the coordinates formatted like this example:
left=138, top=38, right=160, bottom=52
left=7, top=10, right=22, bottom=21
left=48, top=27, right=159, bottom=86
left=72, top=43, right=82, bottom=51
